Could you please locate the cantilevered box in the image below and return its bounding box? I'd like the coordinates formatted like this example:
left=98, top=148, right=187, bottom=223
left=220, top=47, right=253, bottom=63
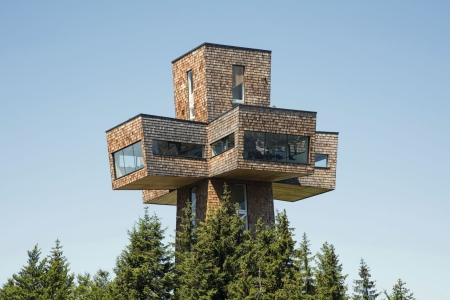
left=105, top=43, right=339, bottom=229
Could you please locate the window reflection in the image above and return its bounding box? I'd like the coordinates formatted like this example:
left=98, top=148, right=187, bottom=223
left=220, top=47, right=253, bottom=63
left=113, top=141, right=144, bottom=179
left=211, top=133, right=235, bottom=157
left=235, top=184, right=248, bottom=230
left=244, top=131, right=309, bottom=164
left=315, top=154, right=328, bottom=168
left=190, top=187, right=197, bottom=226
left=152, top=140, right=204, bottom=158
left=232, top=65, right=244, bottom=106
left=244, top=131, right=266, bottom=160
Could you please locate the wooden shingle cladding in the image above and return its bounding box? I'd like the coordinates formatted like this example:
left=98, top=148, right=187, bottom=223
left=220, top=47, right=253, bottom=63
left=298, top=132, right=338, bottom=189
left=106, top=115, right=208, bottom=190
left=273, top=132, right=339, bottom=202
left=175, top=179, right=274, bottom=232
left=106, top=106, right=336, bottom=195
left=236, top=105, right=316, bottom=180
left=172, top=43, right=272, bottom=123
left=106, top=43, right=338, bottom=212
left=142, top=189, right=177, bottom=205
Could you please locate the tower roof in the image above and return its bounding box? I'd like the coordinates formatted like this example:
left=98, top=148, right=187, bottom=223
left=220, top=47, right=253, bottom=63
left=171, top=42, right=272, bottom=64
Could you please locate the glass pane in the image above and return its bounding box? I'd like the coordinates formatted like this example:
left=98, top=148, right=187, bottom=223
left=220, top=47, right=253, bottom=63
left=211, top=133, right=235, bottom=157
left=227, top=133, right=235, bottom=150
left=133, top=142, right=144, bottom=169
left=235, top=184, right=247, bottom=210
left=212, top=141, right=223, bottom=156
left=265, top=133, right=287, bottom=162
left=244, top=131, right=265, bottom=160
left=179, top=143, right=203, bottom=158
left=153, top=140, right=204, bottom=158
left=153, top=140, right=170, bottom=155
left=232, top=66, right=244, bottom=101
left=152, top=140, right=159, bottom=154
left=123, top=145, right=136, bottom=173
left=187, top=71, right=194, bottom=95
left=188, top=71, right=195, bottom=120
left=315, top=154, right=328, bottom=168
left=287, top=135, right=309, bottom=164
left=114, top=150, right=125, bottom=178
left=168, top=142, right=178, bottom=155
left=190, top=187, right=196, bottom=209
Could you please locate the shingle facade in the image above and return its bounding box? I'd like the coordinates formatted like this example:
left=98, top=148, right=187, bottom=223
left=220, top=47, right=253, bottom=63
left=105, top=43, right=339, bottom=229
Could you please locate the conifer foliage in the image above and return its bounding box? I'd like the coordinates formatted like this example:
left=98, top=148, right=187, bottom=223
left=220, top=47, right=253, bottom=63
left=384, top=279, right=416, bottom=300
left=175, top=184, right=245, bottom=299
left=74, top=270, right=113, bottom=300
left=0, top=188, right=418, bottom=299
left=0, top=245, right=47, bottom=299
left=0, top=240, right=74, bottom=300
left=298, top=233, right=315, bottom=297
left=352, top=258, right=380, bottom=300
left=42, top=239, right=75, bottom=299
left=314, top=242, right=348, bottom=300
left=228, top=212, right=304, bottom=299
left=112, top=207, right=174, bottom=299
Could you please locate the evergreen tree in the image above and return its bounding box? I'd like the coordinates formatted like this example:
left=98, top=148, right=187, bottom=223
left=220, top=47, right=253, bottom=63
left=315, top=242, right=348, bottom=300
left=42, top=239, right=75, bottom=299
left=352, top=259, right=380, bottom=300
left=0, top=245, right=47, bottom=300
left=175, top=183, right=245, bottom=300
left=74, top=270, right=113, bottom=300
left=298, top=233, right=315, bottom=297
left=227, top=212, right=304, bottom=299
left=112, top=207, right=174, bottom=300
left=384, top=279, right=415, bottom=300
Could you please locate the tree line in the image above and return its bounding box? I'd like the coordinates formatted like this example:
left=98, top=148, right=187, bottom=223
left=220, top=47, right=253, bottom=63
left=1, top=185, right=415, bottom=299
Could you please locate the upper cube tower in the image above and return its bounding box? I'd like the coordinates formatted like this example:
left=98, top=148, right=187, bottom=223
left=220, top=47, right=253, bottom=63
left=172, top=43, right=272, bottom=122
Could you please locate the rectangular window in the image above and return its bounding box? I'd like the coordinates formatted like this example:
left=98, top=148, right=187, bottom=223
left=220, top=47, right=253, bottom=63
left=243, top=131, right=266, bottom=159
left=190, top=187, right=197, bottom=226
left=113, top=141, right=144, bottom=179
left=244, top=131, right=309, bottom=164
left=235, top=184, right=248, bottom=230
left=232, top=65, right=244, bottom=106
left=152, top=140, right=204, bottom=158
left=211, top=133, right=235, bottom=157
left=187, top=70, right=195, bottom=121
left=315, top=154, right=328, bottom=168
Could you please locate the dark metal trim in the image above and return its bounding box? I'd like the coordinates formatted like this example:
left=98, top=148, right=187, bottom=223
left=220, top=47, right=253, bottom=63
left=316, top=131, right=339, bottom=135
left=171, top=42, right=272, bottom=64
left=152, top=153, right=207, bottom=161
left=105, top=114, right=208, bottom=133
left=106, top=105, right=317, bottom=133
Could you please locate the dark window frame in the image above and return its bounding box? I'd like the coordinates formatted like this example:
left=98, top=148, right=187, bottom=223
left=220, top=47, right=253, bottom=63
left=232, top=65, right=245, bottom=106
left=211, top=133, right=235, bottom=157
left=235, top=184, right=248, bottom=230
left=314, top=153, right=329, bottom=168
left=152, top=139, right=205, bottom=159
left=190, top=187, right=197, bottom=226
left=113, top=141, right=144, bottom=180
left=243, top=131, right=310, bottom=165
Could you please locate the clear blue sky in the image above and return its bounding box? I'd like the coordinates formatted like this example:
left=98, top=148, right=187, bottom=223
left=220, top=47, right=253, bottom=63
left=1, top=1, right=449, bottom=298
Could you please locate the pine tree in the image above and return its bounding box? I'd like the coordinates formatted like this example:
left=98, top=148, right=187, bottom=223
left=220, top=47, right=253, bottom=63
left=298, top=233, right=315, bottom=297
left=384, top=279, right=415, bottom=300
left=112, top=207, right=174, bottom=300
left=315, top=242, right=348, bottom=300
left=42, top=239, right=75, bottom=299
left=228, top=211, right=304, bottom=300
left=74, top=270, right=113, bottom=300
left=352, top=259, right=380, bottom=300
left=0, top=245, right=47, bottom=300
left=175, top=183, right=245, bottom=300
